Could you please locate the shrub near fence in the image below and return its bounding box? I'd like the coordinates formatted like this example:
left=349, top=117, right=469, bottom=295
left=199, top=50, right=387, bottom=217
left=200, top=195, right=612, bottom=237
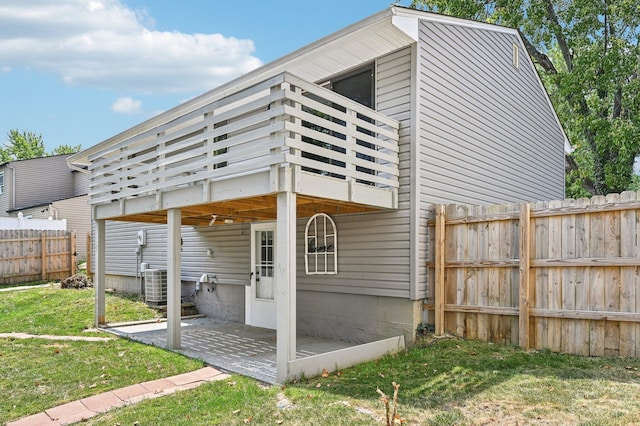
left=0, top=230, right=76, bottom=285
left=427, top=191, right=640, bottom=358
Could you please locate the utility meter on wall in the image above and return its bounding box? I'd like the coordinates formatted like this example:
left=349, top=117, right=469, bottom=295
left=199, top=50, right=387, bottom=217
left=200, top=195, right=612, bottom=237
left=136, top=230, right=146, bottom=246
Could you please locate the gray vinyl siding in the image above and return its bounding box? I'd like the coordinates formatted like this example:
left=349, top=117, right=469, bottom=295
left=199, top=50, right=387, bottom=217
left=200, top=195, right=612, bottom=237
left=418, top=21, right=565, bottom=205
left=296, top=47, right=414, bottom=299
left=72, top=171, right=90, bottom=196
left=12, top=155, right=78, bottom=210
left=104, top=221, right=250, bottom=286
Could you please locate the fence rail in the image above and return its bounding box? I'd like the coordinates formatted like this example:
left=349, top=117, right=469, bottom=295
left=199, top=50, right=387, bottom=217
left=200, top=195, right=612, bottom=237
left=427, top=191, right=640, bottom=357
left=0, top=230, right=76, bottom=285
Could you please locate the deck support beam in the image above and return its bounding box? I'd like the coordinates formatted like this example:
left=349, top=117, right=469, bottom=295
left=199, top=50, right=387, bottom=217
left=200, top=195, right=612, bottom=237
left=95, top=218, right=106, bottom=326
left=276, top=191, right=296, bottom=383
left=167, top=208, right=182, bottom=349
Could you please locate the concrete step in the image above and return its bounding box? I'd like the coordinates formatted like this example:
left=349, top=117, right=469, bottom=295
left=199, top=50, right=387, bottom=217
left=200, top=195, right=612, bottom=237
left=150, top=301, right=199, bottom=318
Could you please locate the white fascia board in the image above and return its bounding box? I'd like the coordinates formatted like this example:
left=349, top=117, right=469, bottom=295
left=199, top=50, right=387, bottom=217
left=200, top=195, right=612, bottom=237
left=392, top=5, right=518, bottom=36
left=391, top=15, right=419, bottom=41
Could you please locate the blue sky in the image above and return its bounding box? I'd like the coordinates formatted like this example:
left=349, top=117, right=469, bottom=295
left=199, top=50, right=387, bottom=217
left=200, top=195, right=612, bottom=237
left=0, top=0, right=410, bottom=153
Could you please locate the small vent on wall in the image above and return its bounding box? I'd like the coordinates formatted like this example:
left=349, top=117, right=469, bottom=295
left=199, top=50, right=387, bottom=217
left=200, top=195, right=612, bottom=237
left=512, top=42, right=520, bottom=69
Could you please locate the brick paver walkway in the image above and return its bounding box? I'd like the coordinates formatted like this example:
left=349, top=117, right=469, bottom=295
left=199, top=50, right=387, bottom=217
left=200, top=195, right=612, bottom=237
left=7, top=367, right=229, bottom=426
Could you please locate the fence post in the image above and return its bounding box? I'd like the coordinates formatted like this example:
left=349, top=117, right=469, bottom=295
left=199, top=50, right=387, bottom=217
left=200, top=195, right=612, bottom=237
left=86, top=232, right=92, bottom=277
left=519, top=203, right=531, bottom=349
left=70, top=231, right=77, bottom=276
left=435, top=204, right=446, bottom=335
left=41, top=232, right=47, bottom=281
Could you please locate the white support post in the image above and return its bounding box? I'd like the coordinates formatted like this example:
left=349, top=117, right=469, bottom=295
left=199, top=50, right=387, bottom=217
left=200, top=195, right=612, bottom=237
left=167, top=208, right=182, bottom=349
left=276, top=191, right=296, bottom=383
left=95, top=219, right=106, bottom=326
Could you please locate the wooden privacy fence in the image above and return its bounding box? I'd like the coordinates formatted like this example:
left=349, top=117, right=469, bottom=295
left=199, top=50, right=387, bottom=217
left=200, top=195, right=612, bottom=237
left=0, top=230, right=76, bottom=285
left=427, top=191, right=640, bottom=358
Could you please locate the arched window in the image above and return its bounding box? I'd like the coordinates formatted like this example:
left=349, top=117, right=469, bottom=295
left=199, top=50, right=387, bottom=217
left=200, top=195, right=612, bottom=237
left=304, top=213, right=337, bottom=275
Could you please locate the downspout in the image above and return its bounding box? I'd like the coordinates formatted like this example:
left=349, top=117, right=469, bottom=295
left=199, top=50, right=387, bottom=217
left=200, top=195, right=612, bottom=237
left=48, top=203, right=59, bottom=220
left=8, top=165, right=16, bottom=210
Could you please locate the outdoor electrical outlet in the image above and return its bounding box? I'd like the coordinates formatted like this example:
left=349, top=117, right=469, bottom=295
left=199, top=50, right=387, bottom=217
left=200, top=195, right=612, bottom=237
left=196, top=281, right=201, bottom=291
left=207, top=249, right=213, bottom=257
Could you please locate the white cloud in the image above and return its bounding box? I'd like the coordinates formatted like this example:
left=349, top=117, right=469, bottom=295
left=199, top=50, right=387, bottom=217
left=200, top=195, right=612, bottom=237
left=111, top=96, right=142, bottom=114
left=0, top=0, right=263, bottom=94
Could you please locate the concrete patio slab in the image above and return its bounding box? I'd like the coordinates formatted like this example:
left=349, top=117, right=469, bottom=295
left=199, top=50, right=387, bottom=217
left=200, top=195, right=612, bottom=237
left=105, top=318, right=357, bottom=384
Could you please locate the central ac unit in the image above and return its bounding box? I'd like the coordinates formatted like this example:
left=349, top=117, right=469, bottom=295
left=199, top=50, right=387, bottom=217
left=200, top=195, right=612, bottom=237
left=144, top=269, right=167, bottom=304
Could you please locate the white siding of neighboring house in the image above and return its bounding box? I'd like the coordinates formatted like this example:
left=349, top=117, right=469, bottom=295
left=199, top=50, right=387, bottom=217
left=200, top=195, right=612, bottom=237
left=0, top=166, right=10, bottom=215
left=418, top=20, right=565, bottom=205
left=53, top=195, right=91, bottom=260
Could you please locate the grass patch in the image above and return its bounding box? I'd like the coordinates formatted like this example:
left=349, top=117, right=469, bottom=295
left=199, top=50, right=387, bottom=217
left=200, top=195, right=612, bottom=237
left=85, top=336, right=640, bottom=425
left=0, top=286, right=200, bottom=424
left=0, top=286, right=160, bottom=335
left=5, top=287, right=640, bottom=425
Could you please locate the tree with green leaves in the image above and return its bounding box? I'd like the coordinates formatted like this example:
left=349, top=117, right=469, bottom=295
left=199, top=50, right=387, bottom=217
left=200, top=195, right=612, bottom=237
left=412, top=0, right=640, bottom=197
left=51, top=144, right=82, bottom=155
left=1, top=129, right=82, bottom=162
left=2, top=129, right=46, bottom=161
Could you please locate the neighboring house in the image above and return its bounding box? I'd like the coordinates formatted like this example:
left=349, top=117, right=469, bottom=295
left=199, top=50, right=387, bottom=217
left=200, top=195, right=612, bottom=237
left=68, top=6, right=568, bottom=382
left=0, top=155, right=91, bottom=259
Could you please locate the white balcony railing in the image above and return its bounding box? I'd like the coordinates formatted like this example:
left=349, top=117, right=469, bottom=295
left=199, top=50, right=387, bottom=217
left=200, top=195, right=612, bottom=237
left=88, top=72, right=400, bottom=207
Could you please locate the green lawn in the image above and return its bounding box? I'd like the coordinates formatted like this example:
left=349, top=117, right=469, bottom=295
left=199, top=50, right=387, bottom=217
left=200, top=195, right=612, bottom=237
left=0, top=286, right=203, bottom=423
left=3, top=286, right=640, bottom=425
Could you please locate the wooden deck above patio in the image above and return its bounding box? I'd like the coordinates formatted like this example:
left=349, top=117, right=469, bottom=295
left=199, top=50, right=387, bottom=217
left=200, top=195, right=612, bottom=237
left=113, top=194, right=383, bottom=226
left=82, top=72, right=400, bottom=223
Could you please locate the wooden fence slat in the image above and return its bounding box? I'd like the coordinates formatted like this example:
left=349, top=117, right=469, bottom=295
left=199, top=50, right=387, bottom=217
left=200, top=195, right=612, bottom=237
left=604, top=193, right=621, bottom=356
left=547, top=199, right=563, bottom=351
left=41, top=233, right=46, bottom=280
left=519, top=203, right=531, bottom=350
left=434, top=204, right=445, bottom=335
left=533, top=200, right=548, bottom=350
left=589, top=195, right=606, bottom=356
left=87, top=232, right=92, bottom=276
left=465, top=206, right=479, bottom=340
left=561, top=198, right=577, bottom=355
left=71, top=231, right=77, bottom=276
left=618, top=191, right=636, bottom=356
left=573, top=197, right=591, bottom=355
left=454, top=204, right=466, bottom=337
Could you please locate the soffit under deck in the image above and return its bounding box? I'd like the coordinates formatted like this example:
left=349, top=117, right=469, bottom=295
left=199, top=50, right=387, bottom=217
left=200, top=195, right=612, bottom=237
left=113, top=195, right=381, bottom=226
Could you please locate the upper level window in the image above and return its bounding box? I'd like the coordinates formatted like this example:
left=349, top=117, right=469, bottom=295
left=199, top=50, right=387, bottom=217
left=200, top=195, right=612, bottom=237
left=0, top=171, right=4, bottom=194
left=329, top=65, right=374, bottom=109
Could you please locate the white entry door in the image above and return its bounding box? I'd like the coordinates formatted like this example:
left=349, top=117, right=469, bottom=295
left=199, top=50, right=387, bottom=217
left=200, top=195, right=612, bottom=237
left=246, top=222, right=277, bottom=329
